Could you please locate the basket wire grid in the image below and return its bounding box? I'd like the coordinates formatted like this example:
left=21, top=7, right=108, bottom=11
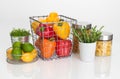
left=29, top=15, right=77, bottom=60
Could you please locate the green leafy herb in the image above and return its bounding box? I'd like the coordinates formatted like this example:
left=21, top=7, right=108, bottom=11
left=10, top=28, right=30, bottom=37
left=72, top=26, right=104, bottom=43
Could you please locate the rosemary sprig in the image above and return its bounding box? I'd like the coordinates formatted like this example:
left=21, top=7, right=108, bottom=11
left=72, top=26, right=104, bottom=43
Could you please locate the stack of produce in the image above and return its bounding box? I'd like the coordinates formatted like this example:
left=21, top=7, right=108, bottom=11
left=6, top=42, right=38, bottom=63
left=31, top=12, right=73, bottom=59
left=6, top=28, right=38, bottom=63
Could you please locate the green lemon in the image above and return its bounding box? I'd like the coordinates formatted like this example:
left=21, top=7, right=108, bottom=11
left=12, top=47, right=22, bottom=60
left=21, top=42, right=34, bottom=52
left=12, top=41, right=22, bottom=48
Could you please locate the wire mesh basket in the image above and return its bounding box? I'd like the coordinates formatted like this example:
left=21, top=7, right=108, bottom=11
left=29, top=15, right=77, bottom=60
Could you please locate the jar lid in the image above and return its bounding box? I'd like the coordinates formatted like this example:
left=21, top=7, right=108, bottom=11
left=78, top=22, right=92, bottom=29
left=99, top=32, right=113, bottom=41
left=73, top=22, right=92, bottom=29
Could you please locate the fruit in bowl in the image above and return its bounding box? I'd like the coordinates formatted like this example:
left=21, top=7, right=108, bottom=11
left=6, top=48, right=13, bottom=60
left=6, top=42, right=38, bottom=63
left=21, top=42, right=34, bottom=52
left=12, top=47, right=22, bottom=60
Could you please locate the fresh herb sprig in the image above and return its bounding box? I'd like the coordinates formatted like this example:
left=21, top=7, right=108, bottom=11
left=10, top=28, right=30, bottom=37
left=72, top=26, right=104, bottom=43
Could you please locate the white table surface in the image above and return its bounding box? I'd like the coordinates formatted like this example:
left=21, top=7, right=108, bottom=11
left=0, top=39, right=120, bottom=79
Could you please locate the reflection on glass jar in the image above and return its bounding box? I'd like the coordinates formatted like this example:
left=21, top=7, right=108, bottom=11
left=95, top=57, right=111, bottom=78
left=11, top=36, right=29, bottom=44
left=72, top=22, right=91, bottom=54
left=96, top=32, right=113, bottom=56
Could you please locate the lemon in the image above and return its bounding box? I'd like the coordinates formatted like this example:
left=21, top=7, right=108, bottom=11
left=6, top=48, right=13, bottom=60
left=31, top=49, right=37, bottom=58
left=21, top=53, right=34, bottom=63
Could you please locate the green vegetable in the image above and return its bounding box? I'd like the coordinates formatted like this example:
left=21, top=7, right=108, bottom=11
left=72, top=26, right=104, bottom=43
left=10, top=28, right=30, bottom=37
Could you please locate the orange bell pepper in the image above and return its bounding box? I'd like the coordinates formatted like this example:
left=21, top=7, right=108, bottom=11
left=35, top=38, right=56, bottom=59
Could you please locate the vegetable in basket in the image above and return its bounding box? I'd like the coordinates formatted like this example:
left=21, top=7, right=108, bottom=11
left=36, top=23, right=56, bottom=39
left=56, top=40, right=72, bottom=57
left=31, top=21, right=40, bottom=33
left=46, top=12, right=60, bottom=22
left=35, top=38, right=56, bottom=59
left=53, top=21, right=70, bottom=40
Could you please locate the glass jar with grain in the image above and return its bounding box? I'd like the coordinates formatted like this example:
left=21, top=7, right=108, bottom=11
left=72, top=22, right=91, bottom=54
left=95, top=32, right=113, bottom=56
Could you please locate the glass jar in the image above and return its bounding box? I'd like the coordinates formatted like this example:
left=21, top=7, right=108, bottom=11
left=72, top=22, right=91, bottom=54
left=95, top=32, right=113, bottom=56
left=11, top=36, right=29, bottom=44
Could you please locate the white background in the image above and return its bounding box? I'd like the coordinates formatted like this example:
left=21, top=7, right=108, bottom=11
left=0, top=0, right=120, bottom=79
left=0, top=0, right=120, bottom=43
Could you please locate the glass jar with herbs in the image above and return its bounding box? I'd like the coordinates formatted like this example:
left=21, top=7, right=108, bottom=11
left=72, top=22, right=92, bottom=53
left=10, top=28, right=30, bottom=44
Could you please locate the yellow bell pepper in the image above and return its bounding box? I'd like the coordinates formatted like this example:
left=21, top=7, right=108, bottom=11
left=46, top=12, right=60, bottom=22
left=49, top=12, right=58, bottom=17
left=53, top=22, right=70, bottom=39
left=31, top=21, right=40, bottom=33
left=39, top=18, right=47, bottom=23
left=31, top=18, right=47, bottom=33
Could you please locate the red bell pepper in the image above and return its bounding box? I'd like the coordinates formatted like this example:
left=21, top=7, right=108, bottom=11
left=36, top=23, right=56, bottom=39
left=56, top=40, right=72, bottom=57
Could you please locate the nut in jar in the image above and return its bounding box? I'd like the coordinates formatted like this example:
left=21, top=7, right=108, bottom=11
left=95, top=32, right=113, bottom=56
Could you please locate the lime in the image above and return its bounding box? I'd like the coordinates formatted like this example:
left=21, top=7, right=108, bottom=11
left=12, top=47, right=22, bottom=60
left=12, top=41, right=22, bottom=48
left=22, top=42, right=34, bottom=52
